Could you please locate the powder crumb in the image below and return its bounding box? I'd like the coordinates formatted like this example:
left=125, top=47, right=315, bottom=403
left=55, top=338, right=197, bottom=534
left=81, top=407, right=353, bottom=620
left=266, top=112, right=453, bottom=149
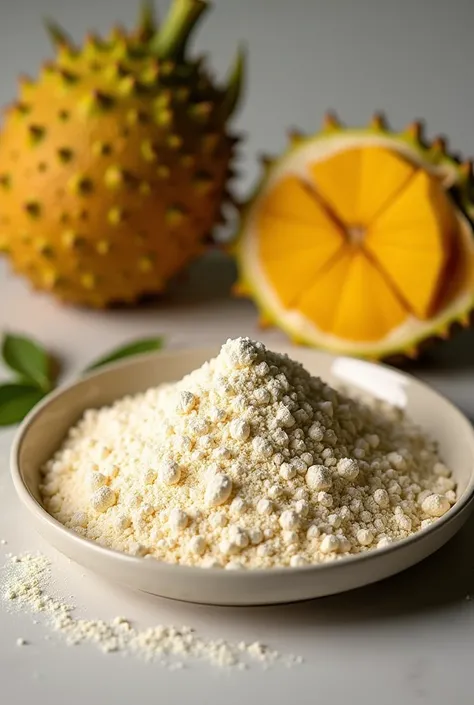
left=16, top=638, right=27, bottom=647
left=1, top=539, right=7, bottom=545
left=1, top=553, right=301, bottom=671
left=40, top=337, right=456, bottom=570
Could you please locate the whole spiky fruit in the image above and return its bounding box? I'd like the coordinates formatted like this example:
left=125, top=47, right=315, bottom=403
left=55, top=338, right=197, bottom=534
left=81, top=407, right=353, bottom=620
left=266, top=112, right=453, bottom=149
left=0, top=0, right=244, bottom=307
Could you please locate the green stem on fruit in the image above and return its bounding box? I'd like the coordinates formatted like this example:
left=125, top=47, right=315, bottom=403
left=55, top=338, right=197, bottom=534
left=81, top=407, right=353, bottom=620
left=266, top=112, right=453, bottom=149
left=151, top=0, right=208, bottom=61
left=220, top=45, right=246, bottom=119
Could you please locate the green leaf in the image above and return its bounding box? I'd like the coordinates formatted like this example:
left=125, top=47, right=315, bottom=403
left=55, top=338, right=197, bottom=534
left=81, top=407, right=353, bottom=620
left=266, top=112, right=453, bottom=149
left=0, top=384, right=45, bottom=426
left=85, top=337, right=164, bottom=372
left=2, top=334, right=52, bottom=392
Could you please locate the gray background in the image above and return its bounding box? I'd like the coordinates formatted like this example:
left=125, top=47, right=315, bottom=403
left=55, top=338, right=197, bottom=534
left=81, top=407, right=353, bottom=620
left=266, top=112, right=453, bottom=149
left=1, top=0, right=474, bottom=198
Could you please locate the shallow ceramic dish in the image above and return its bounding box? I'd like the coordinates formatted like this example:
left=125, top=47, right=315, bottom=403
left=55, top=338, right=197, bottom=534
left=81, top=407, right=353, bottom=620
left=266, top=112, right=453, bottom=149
left=10, top=345, right=474, bottom=606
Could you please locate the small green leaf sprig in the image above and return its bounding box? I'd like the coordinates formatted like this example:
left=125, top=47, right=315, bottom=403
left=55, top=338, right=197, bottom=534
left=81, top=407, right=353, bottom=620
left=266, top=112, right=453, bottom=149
left=0, top=333, right=164, bottom=426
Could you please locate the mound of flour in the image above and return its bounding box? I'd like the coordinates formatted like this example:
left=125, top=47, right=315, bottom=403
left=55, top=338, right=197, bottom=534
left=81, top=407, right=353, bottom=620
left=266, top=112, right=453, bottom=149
left=41, top=337, right=455, bottom=568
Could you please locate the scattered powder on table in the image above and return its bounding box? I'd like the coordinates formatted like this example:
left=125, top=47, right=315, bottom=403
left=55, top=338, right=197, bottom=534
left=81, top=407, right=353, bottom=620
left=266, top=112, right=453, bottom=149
left=1, top=552, right=301, bottom=669
left=41, top=337, right=456, bottom=569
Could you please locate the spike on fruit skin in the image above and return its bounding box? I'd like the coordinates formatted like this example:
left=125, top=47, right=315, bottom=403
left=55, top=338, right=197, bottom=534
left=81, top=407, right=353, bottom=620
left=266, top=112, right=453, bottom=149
left=104, top=166, right=125, bottom=189
left=458, top=312, right=471, bottom=327
left=287, top=128, right=305, bottom=147
left=155, top=109, right=173, bottom=127
left=459, top=161, right=472, bottom=182
left=201, top=133, right=220, bottom=154
left=96, top=240, right=110, bottom=255
left=167, top=134, right=183, bottom=150
left=430, top=136, right=447, bottom=157
left=12, top=102, right=31, bottom=117
left=103, top=62, right=128, bottom=82
left=404, top=119, right=425, bottom=144
left=154, top=92, right=172, bottom=111
left=24, top=201, right=41, bottom=218
left=157, top=165, right=170, bottom=179
left=0, top=174, right=11, bottom=190
left=58, top=69, right=79, bottom=85
left=41, top=62, right=58, bottom=79
left=84, top=32, right=106, bottom=52
left=68, top=175, right=93, bottom=195
left=79, top=90, right=114, bottom=116
left=44, top=18, right=74, bottom=49
left=139, top=181, right=152, bottom=196
left=91, top=141, right=111, bottom=157
left=322, top=111, right=342, bottom=131
left=370, top=112, right=389, bottom=131
left=28, top=125, right=46, bottom=145
left=42, top=268, right=60, bottom=289
left=107, top=207, right=125, bottom=225
left=126, top=109, right=139, bottom=126
left=57, top=147, right=73, bottom=163
left=141, top=140, right=158, bottom=162
left=437, top=323, right=451, bottom=340
left=192, top=172, right=214, bottom=195
left=166, top=206, right=187, bottom=227
left=141, top=63, right=160, bottom=85
left=19, top=75, right=35, bottom=99
left=81, top=273, right=97, bottom=290
left=232, top=280, right=250, bottom=298
left=404, top=346, right=419, bottom=360
left=118, top=76, right=138, bottom=96
left=258, top=313, right=273, bottom=329
left=259, top=154, right=274, bottom=174
left=36, top=240, right=54, bottom=258
left=62, top=230, right=83, bottom=249
left=138, top=255, right=154, bottom=272
left=220, top=45, right=246, bottom=120
left=190, top=102, right=213, bottom=121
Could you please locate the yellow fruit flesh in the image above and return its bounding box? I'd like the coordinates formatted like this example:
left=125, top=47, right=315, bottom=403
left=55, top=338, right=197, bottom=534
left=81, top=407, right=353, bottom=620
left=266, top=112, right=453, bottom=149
left=255, top=146, right=463, bottom=343
left=256, top=177, right=344, bottom=306
left=309, top=146, right=417, bottom=224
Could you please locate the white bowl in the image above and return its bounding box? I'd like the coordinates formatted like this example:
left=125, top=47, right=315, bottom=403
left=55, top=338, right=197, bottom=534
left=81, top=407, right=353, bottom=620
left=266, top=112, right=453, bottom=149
left=10, top=346, right=474, bottom=606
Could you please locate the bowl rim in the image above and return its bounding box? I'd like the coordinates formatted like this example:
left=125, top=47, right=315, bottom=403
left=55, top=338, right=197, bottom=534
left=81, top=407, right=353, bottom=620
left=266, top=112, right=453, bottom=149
left=10, top=345, right=474, bottom=580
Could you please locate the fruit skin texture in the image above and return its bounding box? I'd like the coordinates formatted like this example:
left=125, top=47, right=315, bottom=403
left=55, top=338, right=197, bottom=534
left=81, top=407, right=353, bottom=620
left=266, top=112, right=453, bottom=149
left=0, top=0, right=244, bottom=307
left=233, top=113, right=474, bottom=361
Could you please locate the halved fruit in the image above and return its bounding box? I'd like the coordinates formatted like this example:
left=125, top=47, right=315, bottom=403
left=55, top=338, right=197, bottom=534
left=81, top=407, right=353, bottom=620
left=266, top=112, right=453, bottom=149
left=234, top=115, right=474, bottom=359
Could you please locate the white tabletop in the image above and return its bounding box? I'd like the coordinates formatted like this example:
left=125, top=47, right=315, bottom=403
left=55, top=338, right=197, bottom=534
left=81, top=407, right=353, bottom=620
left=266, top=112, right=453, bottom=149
left=1, top=256, right=474, bottom=705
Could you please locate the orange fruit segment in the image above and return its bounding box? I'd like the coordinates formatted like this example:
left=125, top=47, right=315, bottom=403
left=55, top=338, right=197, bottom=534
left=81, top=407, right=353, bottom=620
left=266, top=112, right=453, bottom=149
left=309, top=147, right=417, bottom=224
left=256, top=211, right=344, bottom=307
left=297, top=249, right=353, bottom=333
left=296, top=249, right=407, bottom=341
left=365, top=170, right=453, bottom=318
left=331, top=251, right=407, bottom=341
left=259, top=175, right=338, bottom=227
